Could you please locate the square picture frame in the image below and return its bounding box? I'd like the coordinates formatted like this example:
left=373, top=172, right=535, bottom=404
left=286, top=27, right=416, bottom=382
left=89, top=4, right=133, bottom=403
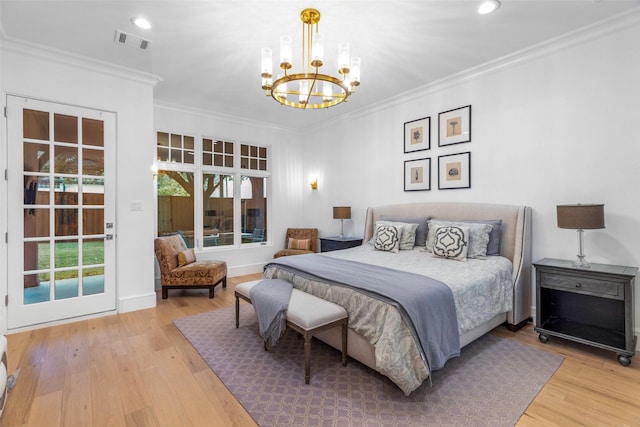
left=438, top=105, right=471, bottom=147
left=404, top=158, right=431, bottom=191
left=404, top=116, right=430, bottom=153
left=438, top=152, right=471, bottom=190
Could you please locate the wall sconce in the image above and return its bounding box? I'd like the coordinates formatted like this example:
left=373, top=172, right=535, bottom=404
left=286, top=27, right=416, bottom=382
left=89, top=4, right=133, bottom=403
left=151, top=163, right=158, bottom=179
left=310, top=178, right=318, bottom=190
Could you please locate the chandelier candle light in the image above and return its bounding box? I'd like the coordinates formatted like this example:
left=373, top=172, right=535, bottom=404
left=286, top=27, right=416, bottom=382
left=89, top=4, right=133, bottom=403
left=261, top=8, right=361, bottom=109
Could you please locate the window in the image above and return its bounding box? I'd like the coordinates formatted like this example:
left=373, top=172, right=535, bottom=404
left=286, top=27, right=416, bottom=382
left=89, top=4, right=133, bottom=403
left=156, top=132, right=269, bottom=249
left=157, top=132, right=195, bottom=164
left=203, top=138, right=233, bottom=168
left=240, top=176, right=267, bottom=243
left=240, top=143, right=267, bottom=170
left=157, top=171, right=195, bottom=247
left=202, top=173, right=233, bottom=247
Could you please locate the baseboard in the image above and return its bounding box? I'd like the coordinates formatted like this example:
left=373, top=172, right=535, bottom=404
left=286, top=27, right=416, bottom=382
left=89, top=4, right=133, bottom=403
left=228, top=263, right=265, bottom=277
left=118, top=292, right=156, bottom=313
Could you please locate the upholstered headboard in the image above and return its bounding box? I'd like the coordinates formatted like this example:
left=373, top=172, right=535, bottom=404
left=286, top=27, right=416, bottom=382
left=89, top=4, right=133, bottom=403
left=364, top=202, right=532, bottom=327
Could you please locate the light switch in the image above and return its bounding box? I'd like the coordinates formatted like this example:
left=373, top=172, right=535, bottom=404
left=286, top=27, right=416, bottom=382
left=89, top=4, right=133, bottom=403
left=130, top=200, right=142, bottom=211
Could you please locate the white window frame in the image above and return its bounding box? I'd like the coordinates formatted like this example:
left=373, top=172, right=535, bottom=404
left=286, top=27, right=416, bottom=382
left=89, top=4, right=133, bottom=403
left=155, top=131, right=271, bottom=250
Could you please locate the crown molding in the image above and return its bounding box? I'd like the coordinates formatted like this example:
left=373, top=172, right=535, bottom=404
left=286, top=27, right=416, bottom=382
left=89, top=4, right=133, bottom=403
left=312, top=6, right=640, bottom=132
left=1, top=35, right=162, bottom=87
left=154, top=100, right=300, bottom=134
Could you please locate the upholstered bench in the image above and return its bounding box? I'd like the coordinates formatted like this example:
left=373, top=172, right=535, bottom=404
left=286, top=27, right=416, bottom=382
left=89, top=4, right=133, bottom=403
left=235, top=279, right=348, bottom=384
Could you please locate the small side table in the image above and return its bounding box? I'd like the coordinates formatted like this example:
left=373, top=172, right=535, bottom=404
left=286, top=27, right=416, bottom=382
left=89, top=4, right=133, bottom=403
left=320, top=236, right=363, bottom=252
left=534, top=258, right=637, bottom=366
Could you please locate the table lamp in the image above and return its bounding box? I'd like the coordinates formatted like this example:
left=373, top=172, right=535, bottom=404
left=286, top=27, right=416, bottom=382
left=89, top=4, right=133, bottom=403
left=333, top=206, right=351, bottom=239
left=556, top=204, right=605, bottom=268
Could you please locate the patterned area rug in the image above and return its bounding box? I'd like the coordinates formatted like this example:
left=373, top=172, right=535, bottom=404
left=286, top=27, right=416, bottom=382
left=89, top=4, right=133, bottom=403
left=174, top=304, right=563, bottom=427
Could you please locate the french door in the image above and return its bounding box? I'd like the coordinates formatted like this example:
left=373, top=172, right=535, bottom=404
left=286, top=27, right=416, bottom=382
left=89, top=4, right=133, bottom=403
left=6, top=96, right=116, bottom=330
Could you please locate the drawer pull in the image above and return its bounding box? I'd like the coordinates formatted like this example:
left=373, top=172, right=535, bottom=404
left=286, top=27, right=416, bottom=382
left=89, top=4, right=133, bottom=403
left=575, top=283, right=582, bottom=288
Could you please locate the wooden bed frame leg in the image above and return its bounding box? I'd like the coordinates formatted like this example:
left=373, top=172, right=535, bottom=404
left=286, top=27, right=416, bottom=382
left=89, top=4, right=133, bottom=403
left=505, top=317, right=531, bottom=332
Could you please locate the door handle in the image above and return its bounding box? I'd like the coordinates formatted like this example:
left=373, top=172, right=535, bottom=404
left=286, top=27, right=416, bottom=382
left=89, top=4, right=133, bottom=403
left=105, top=234, right=114, bottom=240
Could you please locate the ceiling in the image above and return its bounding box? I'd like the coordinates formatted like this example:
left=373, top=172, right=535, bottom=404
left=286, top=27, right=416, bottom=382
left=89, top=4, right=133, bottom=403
left=1, top=0, right=639, bottom=130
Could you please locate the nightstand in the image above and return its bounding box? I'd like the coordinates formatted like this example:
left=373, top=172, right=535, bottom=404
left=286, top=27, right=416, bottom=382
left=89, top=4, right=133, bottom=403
left=320, top=236, right=363, bottom=252
left=534, top=258, right=638, bottom=366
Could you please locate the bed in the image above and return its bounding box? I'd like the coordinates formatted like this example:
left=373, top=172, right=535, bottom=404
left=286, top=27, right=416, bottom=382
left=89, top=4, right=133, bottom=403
left=263, top=202, right=531, bottom=395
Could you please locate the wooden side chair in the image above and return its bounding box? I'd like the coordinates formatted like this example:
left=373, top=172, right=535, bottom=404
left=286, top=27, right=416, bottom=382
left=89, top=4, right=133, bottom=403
left=273, top=228, right=318, bottom=258
left=154, top=234, right=227, bottom=299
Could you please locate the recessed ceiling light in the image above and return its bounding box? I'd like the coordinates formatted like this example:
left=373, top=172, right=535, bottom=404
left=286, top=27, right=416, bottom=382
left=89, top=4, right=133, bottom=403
left=478, top=0, right=501, bottom=15
left=131, top=16, right=151, bottom=30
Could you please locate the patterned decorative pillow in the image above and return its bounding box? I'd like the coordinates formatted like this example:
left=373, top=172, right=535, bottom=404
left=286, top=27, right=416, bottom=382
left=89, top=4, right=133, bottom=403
left=287, top=238, right=311, bottom=250
left=447, top=219, right=502, bottom=255
left=426, top=220, right=493, bottom=258
left=370, top=221, right=419, bottom=250
left=432, top=226, right=469, bottom=261
left=373, top=225, right=400, bottom=253
left=380, top=215, right=430, bottom=247
left=177, top=248, right=196, bottom=267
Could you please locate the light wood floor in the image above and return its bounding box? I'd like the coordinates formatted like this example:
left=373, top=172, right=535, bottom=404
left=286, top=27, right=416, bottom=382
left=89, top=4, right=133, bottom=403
left=1, top=274, right=639, bottom=427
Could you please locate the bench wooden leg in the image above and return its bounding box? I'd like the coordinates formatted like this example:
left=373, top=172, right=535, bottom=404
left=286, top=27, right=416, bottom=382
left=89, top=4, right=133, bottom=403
left=341, top=320, right=348, bottom=366
left=235, top=295, right=240, bottom=328
left=304, top=331, right=312, bottom=384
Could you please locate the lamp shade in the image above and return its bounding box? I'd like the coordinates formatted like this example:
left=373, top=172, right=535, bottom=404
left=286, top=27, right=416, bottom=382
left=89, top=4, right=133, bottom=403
left=333, top=206, right=351, bottom=220
left=557, top=204, right=605, bottom=230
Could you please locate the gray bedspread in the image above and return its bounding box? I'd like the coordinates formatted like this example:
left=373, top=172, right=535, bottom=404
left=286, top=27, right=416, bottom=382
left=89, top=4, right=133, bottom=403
left=250, top=279, right=293, bottom=348
left=264, top=253, right=460, bottom=372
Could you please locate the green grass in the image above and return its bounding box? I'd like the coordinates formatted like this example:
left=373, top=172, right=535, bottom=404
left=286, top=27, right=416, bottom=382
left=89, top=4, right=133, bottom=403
left=37, top=240, right=104, bottom=280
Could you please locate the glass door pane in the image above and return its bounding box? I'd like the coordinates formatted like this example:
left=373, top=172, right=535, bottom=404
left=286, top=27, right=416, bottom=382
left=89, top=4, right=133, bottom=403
left=20, top=107, right=106, bottom=304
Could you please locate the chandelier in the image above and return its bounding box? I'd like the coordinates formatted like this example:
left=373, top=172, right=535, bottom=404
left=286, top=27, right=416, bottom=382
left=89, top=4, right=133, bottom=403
left=261, top=8, right=361, bottom=109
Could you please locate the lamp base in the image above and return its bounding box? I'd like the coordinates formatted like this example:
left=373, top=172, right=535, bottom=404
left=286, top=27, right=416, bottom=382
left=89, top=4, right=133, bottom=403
left=573, top=254, right=591, bottom=269
left=573, top=229, right=591, bottom=268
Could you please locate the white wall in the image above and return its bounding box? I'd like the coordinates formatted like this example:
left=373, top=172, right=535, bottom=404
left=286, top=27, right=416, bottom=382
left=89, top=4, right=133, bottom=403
left=2, top=10, right=639, bottom=335
left=0, top=40, right=159, bottom=329
left=153, top=105, right=304, bottom=277
left=301, top=15, right=640, bottom=331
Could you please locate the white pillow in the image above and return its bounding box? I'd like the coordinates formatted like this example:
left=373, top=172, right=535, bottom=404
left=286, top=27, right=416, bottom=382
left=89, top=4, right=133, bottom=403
left=432, top=225, right=469, bottom=261
left=426, top=220, right=492, bottom=258
left=373, top=225, right=400, bottom=253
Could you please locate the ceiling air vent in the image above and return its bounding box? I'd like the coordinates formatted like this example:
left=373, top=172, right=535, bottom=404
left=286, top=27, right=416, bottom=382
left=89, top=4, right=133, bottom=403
left=114, top=29, right=152, bottom=51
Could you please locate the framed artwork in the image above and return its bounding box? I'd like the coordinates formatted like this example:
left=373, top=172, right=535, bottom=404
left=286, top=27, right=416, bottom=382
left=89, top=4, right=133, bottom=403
left=404, top=158, right=431, bottom=191
left=438, top=152, right=471, bottom=190
left=438, top=105, right=471, bottom=147
left=404, top=116, right=430, bottom=153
